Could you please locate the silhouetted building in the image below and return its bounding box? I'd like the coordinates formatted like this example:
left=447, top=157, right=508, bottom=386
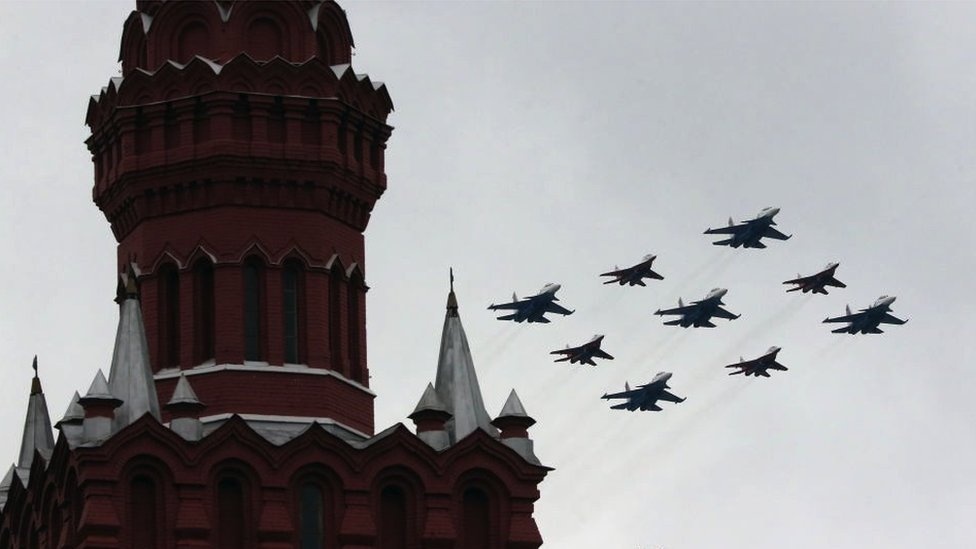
left=0, top=2, right=548, bottom=547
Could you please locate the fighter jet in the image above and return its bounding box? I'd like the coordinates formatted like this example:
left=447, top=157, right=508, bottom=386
left=550, top=335, right=614, bottom=366
left=654, top=288, right=740, bottom=328
left=601, top=372, right=685, bottom=411
left=600, top=254, right=664, bottom=286
left=783, top=262, right=846, bottom=295
left=823, top=295, right=907, bottom=334
left=704, top=207, right=792, bottom=248
left=488, top=283, right=574, bottom=323
left=725, top=346, right=788, bottom=377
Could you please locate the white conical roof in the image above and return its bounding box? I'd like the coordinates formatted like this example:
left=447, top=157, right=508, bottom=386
left=167, top=374, right=203, bottom=406
left=18, top=356, right=54, bottom=469
left=498, top=389, right=530, bottom=419
left=433, top=282, right=497, bottom=443
left=107, top=284, right=161, bottom=432
left=412, top=382, right=449, bottom=415
left=57, top=392, right=85, bottom=426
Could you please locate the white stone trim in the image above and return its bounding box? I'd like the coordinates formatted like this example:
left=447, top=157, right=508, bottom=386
left=154, top=363, right=375, bottom=396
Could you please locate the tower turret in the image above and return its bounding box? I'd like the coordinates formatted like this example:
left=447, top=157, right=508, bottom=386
left=84, top=0, right=394, bottom=435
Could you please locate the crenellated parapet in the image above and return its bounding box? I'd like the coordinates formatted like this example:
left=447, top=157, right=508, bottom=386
left=86, top=55, right=393, bottom=239
left=0, top=416, right=549, bottom=549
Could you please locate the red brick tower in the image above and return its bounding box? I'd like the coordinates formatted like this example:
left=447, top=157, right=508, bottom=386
left=88, top=0, right=392, bottom=436
left=0, top=2, right=549, bottom=548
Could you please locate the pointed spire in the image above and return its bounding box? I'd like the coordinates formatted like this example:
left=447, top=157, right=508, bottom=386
left=492, top=389, right=540, bottom=465
left=433, top=275, right=497, bottom=443
left=497, top=389, right=532, bottom=422
left=446, top=267, right=458, bottom=316
left=79, top=370, right=123, bottom=445
left=409, top=383, right=452, bottom=451
left=0, top=464, right=17, bottom=508
left=17, top=356, right=55, bottom=470
left=411, top=382, right=449, bottom=416
left=166, top=374, right=206, bottom=441
left=108, top=269, right=161, bottom=433
left=55, top=392, right=85, bottom=448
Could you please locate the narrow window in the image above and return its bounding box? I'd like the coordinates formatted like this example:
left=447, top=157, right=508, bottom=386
left=158, top=264, right=180, bottom=370
left=193, top=97, right=210, bottom=144
left=282, top=261, right=303, bottom=364
left=379, top=485, right=408, bottom=549
left=193, top=260, right=215, bottom=364
left=244, top=260, right=263, bottom=361
left=299, top=484, right=324, bottom=549
left=302, top=100, right=321, bottom=146
left=268, top=96, right=285, bottom=144
left=328, top=268, right=343, bottom=373
left=217, top=478, right=246, bottom=549
left=135, top=107, right=150, bottom=154
left=232, top=94, right=252, bottom=141
left=462, top=488, right=491, bottom=549
left=131, top=476, right=158, bottom=549
left=164, top=103, right=180, bottom=149
left=347, top=275, right=362, bottom=382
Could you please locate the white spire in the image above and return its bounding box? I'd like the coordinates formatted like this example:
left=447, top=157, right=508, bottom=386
left=107, top=272, right=161, bottom=433
left=498, top=389, right=529, bottom=419
left=17, top=356, right=55, bottom=470
left=433, top=275, right=497, bottom=443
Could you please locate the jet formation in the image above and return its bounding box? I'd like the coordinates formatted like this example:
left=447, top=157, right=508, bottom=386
left=600, top=254, right=664, bottom=286
left=601, top=372, right=685, bottom=411
left=725, top=347, right=788, bottom=377
left=783, top=263, right=846, bottom=294
left=654, top=288, right=740, bottom=328
left=823, top=296, right=908, bottom=334
left=482, top=206, right=905, bottom=414
left=488, top=283, right=574, bottom=323
left=550, top=335, right=614, bottom=366
left=704, top=207, right=792, bottom=249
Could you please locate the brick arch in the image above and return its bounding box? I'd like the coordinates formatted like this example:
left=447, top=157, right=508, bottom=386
left=145, top=1, right=221, bottom=68
left=313, top=1, right=354, bottom=65
left=289, top=463, right=345, bottom=549
left=119, top=456, right=175, bottom=549
left=455, top=469, right=510, bottom=549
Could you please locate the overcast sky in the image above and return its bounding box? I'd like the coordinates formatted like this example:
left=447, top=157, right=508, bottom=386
left=2, top=2, right=975, bottom=547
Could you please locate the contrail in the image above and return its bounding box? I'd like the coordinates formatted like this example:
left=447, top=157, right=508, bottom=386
left=663, top=250, right=736, bottom=305
left=710, top=295, right=812, bottom=364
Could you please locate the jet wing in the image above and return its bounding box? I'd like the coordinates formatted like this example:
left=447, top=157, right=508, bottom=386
left=823, top=312, right=864, bottom=324
left=600, top=266, right=634, bottom=278
left=655, top=304, right=697, bottom=316
left=712, top=306, right=739, bottom=320
left=657, top=390, right=684, bottom=403
left=880, top=313, right=907, bottom=325
left=770, top=361, right=789, bottom=371
left=488, top=300, right=526, bottom=311
left=782, top=274, right=812, bottom=285
left=826, top=278, right=847, bottom=288
left=544, top=301, right=574, bottom=316
left=763, top=226, right=792, bottom=240
left=593, top=349, right=614, bottom=360
left=549, top=347, right=579, bottom=356
left=602, top=388, right=643, bottom=400
left=704, top=225, right=744, bottom=235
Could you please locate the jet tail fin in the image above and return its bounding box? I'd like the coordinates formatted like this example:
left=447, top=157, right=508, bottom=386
left=625, top=382, right=631, bottom=391
left=678, top=298, right=684, bottom=307
left=728, top=217, right=734, bottom=226
left=846, top=304, right=852, bottom=315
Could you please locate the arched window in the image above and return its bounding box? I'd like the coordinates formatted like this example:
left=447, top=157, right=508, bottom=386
left=347, top=272, right=363, bottom=382
left=462, top=487, right=491, bottom=549
left=328, top=265, right=343, bottom=373
left=243, top=259, right=264, bottom=361
left=282, top=260, right=304, bottom=364
left=158, top=264, right=180, bottom=370
left=378, top=485, right=408, bottom=549
left=299, top=483, right=324, bottom=549
left=217, top=477, right=247, bottom=549
left=193, top=259, right=215, bottom=364
left=130, top=475, right=159, bottom=549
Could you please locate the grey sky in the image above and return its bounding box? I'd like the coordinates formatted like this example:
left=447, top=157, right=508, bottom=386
left=2, top=2, right=975, bottom=547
